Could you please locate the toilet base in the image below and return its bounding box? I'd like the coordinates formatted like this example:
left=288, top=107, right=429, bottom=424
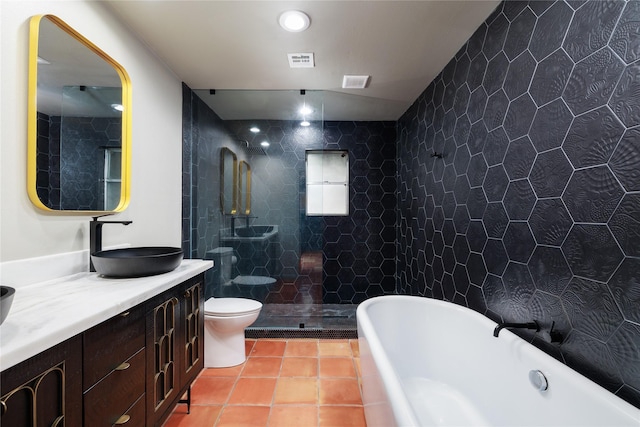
left=204, top=328, right=247, bottom=367
left=204, top=312, right=258, bottom=368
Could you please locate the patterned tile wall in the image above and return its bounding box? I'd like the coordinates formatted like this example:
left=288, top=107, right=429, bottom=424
left=35, top=113, right=120, bottom=210
left=183, top=86, right=397, bottom=304
left=322, top=122, right=398, bottom=303
left=397, top=0, right=640, bottom=407
left=59, top=116, right=121, bottom=210
left=226, top=120, right=397, bottom=304
left=182, top=85, right=249, bottom=259
left=36, top=112, right=60, bottom=209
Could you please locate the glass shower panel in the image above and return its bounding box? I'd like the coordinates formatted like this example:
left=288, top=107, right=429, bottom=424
left=195, top=89, right=329, bottom=331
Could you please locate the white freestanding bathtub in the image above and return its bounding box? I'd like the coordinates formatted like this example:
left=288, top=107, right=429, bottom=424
left=357, top=295, right=640, bottom=427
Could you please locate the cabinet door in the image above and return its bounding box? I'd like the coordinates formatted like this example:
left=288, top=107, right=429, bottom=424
left=180, top=279, right=204, bottom=387
left=146, top=294, right=180, bottom=426
left=1, top=335, right=82, bottom=427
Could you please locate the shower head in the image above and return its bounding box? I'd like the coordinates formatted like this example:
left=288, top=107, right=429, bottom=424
left=245, top=146, right=267, bottom=155
left=237, top=140, right=267, bottom=156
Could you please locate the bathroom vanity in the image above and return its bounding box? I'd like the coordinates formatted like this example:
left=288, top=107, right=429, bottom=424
left=0, top=259, right=211, bottom=426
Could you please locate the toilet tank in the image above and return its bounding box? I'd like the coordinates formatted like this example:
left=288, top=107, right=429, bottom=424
left=205, top=247, right=234, bottom=286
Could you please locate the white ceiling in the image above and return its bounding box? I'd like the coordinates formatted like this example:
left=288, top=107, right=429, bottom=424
left=104, top=1, right=501, bottom=121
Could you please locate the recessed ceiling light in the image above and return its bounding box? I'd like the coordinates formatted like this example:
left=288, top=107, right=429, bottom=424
left=250, top=126, right=260, bottom=133
left=299, top=105, right=313, bottom=115
left=261, top=141, right=270, bottom=147
left=111, top=104, right=124, bottom=112
left=279, top=10, right=311, bottom=32
left=300, top=120, right=310, bottom=127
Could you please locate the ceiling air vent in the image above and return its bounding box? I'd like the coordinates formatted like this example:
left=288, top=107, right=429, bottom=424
left=288, top=53, right=315, bottom=68
left=342, top=75, right=370, bottom=89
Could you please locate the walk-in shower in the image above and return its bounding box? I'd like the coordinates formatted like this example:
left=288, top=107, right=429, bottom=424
left=183, top=88, right=397, bottom=338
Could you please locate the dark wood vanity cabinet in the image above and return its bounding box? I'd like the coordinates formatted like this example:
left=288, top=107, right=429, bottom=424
left=83, top=303, right=146, bottom=426
left=179, top=278, right=204, bottom=389
left=146, top=274, right=204, bottom=426
left=0, top=273, right=205, bottom=427
left=0, top=335, right=82, bottom=427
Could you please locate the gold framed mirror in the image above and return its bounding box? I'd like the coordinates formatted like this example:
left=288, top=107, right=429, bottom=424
left=238, top=160, right=251, bottom=215
left=220, top=147, right=237, bottom=214
left=27, top=15, right=132, bottom=213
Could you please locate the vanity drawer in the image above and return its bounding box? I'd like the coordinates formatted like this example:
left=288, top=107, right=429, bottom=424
left=83, top=303, right=146, bottom=389
left=84, top=348, right=145, bottom=427
left=115, top=393, right=146, bottom=427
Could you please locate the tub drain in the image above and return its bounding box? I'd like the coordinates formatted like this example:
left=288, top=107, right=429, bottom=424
left=529, top=370, right=548, bottom=392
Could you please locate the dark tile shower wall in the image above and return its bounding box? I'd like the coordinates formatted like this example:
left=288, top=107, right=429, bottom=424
left=224, top=120, right=321, bottom=281
left=322, top=122, right=397, bottom=303
left=182, top=85, right=248, bottom=259
left=36, top=112, right=60, bottom=209
left=59, top=116, right=121, bottom=210
left=397, top=0, right=640, bottom=407
left=35, top=113, right=120, bottom=210
left=182, top=85, right=397, bottom=304
left=226, top=120, right=397, bottom=304
left=182, top=84, right=194, bottom=255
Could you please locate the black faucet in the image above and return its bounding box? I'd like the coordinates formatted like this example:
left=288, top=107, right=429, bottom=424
left=89, top=215, right=132, bottom=272
left=244, top=215, right=258, bottom=228
left=230, top=216, right=237, bottom=236
left=493, top=321, right=539, bottom=337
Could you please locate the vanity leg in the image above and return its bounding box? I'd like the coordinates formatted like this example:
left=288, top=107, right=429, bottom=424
left=178, top=386, right=191, bottom=414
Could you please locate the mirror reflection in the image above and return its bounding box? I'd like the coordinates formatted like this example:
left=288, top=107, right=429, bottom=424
left=238, top=160, right=251, bottom=215
left=28, top=15, right=131, bottom=212
left=220, top=147, right=237, bottom=214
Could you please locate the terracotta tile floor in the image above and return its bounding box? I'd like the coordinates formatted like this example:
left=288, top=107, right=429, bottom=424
left=163, top=339, right=366, bottom=427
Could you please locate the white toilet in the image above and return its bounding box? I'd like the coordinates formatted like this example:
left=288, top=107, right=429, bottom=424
left=204, top=297, right=262, bottom=367
left=204, top=247, right=263, bottom=367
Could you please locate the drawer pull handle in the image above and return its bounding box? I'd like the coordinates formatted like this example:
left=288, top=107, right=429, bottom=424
left=115, top=362, right=130, bottom=371
left=114, top=414, right=130, bottom=425
left=1, top=400, right=7, bottom=416
left=184, top=290, right=191, bottom=298
left=120, top=311, right=130, bottom=317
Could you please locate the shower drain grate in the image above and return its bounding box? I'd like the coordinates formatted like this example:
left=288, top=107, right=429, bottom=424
left=245, top=328, right=357, bottom=339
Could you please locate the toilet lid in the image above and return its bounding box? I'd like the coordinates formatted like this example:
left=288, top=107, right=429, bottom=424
left=232, top=275, right=276, bottom=286
left=204, top=297, right=262, bottom=317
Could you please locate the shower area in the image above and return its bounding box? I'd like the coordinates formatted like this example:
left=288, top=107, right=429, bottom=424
left=182, top=86, right=397, bottom=337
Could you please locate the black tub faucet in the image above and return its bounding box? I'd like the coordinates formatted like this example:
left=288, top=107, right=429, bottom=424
left=493, top=321, right=539, bottom=337
left=89, top=215, right=132, bottom=272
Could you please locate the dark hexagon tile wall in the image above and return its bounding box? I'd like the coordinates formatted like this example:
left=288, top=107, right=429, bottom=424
left=183, top=84, right=397, bottom=304
left=36, top=112, right=59, bottom=209
left=36, top=114, right=121, bottom=210
left=397, top=0, right=640, bottom=408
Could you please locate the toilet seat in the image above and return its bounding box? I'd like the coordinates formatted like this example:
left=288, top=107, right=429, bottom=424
left=204, top=297, right=262, bottom=318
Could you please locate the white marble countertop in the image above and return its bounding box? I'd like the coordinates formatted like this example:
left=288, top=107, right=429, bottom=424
left=0, top=259, right=212, bottom=371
